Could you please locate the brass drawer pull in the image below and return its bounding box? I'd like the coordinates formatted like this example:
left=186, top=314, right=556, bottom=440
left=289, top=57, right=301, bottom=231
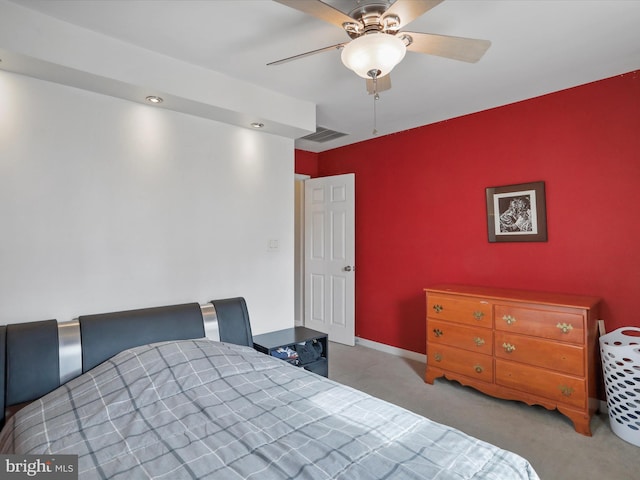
left=503, top=314, right=517, bottom=326
left=559, top=385, right=574, bottom=397
left=556, top=322, right=574, bottom=334
left=433, top=328, right=443, bottom=337
left=473, top=311, right=485, bottom=320
left=433, top=304, right=444, bottom=313
left=434, top=353, right=442, bottom=362
left=474, top=337, right=486, bottom=347
left=502, top=342, right=516, bottom=353
left=474, top=365, right=484, bottom=374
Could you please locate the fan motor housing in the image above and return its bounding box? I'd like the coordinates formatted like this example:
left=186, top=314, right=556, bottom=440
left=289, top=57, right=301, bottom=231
left=345, top=2, right=392, bottom=38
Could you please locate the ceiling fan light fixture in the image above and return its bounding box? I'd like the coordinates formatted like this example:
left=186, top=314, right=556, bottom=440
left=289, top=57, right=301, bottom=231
left=341, top=33, right=406, bottom=79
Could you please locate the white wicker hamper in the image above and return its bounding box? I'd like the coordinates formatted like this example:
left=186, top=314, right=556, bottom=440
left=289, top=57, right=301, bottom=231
left=599, top=326, right=640, bottom=447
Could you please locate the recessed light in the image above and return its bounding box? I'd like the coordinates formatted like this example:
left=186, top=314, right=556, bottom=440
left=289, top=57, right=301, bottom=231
left=145, top=95, right=163, bottom=104
left=250, top=122, right=264, bottom=129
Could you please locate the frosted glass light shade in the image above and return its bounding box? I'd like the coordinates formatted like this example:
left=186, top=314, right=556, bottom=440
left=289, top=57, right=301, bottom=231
left=341, top=33, right=406, bottom=79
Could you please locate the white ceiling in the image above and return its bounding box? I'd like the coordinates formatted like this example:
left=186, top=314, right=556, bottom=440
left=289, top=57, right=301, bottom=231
left=5, top=0, right=640, bottom=152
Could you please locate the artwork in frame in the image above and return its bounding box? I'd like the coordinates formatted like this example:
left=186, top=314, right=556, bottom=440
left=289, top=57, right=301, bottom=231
left=486, top=181, right=547, bottom=242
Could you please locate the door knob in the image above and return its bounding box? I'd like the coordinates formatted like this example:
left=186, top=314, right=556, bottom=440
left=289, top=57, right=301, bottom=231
left=344, top=266, right=354, bottom=272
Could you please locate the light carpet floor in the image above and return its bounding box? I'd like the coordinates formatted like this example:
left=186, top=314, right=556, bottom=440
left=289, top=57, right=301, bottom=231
left=327, top=341, right=637, bottom=480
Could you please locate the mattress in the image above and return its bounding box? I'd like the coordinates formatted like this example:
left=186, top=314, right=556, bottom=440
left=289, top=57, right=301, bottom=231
left=0, top=339, right=539, bottom=479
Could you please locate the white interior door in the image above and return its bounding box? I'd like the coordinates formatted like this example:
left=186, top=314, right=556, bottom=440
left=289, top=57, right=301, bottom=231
left=304, top=174, right=355, bottom=346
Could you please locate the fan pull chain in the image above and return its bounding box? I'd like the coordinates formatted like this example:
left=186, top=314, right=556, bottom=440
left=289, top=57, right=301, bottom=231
left=372, top=73, right=379, bottom=135
left=373, top=92, right=379, bottom=135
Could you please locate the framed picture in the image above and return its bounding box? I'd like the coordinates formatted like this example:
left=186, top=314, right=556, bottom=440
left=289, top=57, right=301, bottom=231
left=486, top=181, right=547, bottom=242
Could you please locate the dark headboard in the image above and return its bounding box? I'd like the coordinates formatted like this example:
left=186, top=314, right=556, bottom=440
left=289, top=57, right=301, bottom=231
left=79, top=303, right=206, bottom=372
left=0, top=297, right=253, bottom=428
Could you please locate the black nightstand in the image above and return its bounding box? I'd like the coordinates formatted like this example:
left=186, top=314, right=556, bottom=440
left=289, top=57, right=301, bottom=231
left=253, top=327, right=328, bottom=377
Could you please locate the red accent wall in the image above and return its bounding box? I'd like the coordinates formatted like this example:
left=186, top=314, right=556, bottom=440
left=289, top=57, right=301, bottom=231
left=296, top=71, right=640, bottom=354
left=293, top=149, right=319, bottom=178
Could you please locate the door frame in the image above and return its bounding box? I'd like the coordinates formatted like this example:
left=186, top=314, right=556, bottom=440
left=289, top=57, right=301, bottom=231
left=294, top=174, right=310, bottom=326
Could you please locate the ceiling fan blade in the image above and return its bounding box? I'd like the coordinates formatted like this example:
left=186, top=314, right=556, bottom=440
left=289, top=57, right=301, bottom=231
left=384, top=0, right=445, bottom=28
left=273, top=0, right=356, bottom=29
left=366, top=74, right=391, bottom=95
left=267, top=43, right=347, bottom=66
left=402, top=32, right=491, bottom=63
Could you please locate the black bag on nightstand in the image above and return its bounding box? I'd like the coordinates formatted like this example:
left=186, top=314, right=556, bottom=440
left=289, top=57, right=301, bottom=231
left=295, top=339, right=323, bottom=365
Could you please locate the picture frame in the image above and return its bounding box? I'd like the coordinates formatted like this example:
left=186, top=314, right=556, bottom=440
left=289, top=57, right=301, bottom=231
left=486, top=181, right=547, bottom=242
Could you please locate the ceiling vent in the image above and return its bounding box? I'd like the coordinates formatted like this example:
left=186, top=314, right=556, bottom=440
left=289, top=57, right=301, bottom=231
left=301, top=126, right=348, bottom=143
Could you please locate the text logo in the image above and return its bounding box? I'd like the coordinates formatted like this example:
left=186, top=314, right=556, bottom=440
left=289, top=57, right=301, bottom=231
left=0, top=455, right=77, bottom=479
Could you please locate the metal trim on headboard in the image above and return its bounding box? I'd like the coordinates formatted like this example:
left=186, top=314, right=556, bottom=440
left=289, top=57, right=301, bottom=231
left=59, top=304, right=218, bottom=382
left=58, top=319, right=82, bottom=384
left=200, top=303, right=220, bottom=342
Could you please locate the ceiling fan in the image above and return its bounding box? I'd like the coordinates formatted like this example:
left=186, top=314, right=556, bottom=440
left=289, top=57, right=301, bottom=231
left=269, top=0, right=491, bottom=94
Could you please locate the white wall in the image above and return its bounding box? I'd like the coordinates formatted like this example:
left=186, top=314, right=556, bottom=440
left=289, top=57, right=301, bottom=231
left=0, top=71, right=295, bottom=334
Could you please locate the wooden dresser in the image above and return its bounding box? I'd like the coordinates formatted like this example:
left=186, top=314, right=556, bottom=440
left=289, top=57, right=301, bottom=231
left=425, top=284, right=601, bottom=435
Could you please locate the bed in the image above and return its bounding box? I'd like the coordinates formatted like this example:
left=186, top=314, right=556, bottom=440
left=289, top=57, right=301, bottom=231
left=0, top=298, right=540, bottom=479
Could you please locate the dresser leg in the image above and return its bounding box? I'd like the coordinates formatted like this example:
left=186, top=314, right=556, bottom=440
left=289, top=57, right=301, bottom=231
left=424, top=367, right=438, bottom=384
left=558, top=406, right=592, bottom=436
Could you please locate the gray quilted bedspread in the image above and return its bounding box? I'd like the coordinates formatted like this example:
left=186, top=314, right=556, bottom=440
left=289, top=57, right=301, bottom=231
left=0, top=340, right=539, bottom=479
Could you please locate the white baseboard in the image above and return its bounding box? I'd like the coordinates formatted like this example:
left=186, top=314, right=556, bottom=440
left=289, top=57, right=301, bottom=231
left=600, top=400, right=608, bottom=414
left=355, top=337, right=427, bottom=363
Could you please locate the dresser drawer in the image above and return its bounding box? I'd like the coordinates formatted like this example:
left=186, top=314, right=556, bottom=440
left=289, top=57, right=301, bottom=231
left=429, top=319, right=493, bottom=355
left=495, top=331, right=584, bottom=376
left=495, top=359, right=586, bottom=409
left=428, top=344, right=493, bottom=382
left=427, top=294, right=492, bottom=328
left=494, top=304, right=584, bottom=343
